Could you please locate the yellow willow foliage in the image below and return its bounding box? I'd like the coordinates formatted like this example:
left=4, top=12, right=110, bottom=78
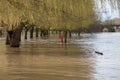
left=0, top=0, right=96, bottom=31
left=0, top=0, right=25, bottom=30
left=58, top=0, right=95, bottom=30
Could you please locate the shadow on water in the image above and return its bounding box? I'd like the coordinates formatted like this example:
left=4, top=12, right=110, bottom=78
left=5, top=38, right=95, bottom=58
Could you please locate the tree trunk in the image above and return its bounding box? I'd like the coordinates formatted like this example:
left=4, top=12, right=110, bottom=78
left=24, top=28, right=28, bottom=40
left=69, top=31, right=72, bottom=38
left=40, top=29, right=49, bottom=37
left=0, top=30, right=2, bottom=37
left=6, top=31, right=13, bottom=45
left=19, top=22, right=24, bottom=41
left=64, top=30, right=67, bottom=43
left=30, top=26, right=34, bottom=39
left=5, top=33, right=10, bottom=45
left=10, top=28, right=22, bottom=47
left=78, top=32, right=80, bottom=37
left=10, top=24, right=23, bottom=47
left=40, top=29, right=43, bottom=37
left=36, top=28, right=39, bottom=38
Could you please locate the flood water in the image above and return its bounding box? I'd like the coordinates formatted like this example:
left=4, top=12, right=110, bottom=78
left=0, top=33, right=120, bottom=80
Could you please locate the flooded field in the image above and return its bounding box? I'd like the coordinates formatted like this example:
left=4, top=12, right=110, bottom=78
left=0, top=33, right=120, bottom=80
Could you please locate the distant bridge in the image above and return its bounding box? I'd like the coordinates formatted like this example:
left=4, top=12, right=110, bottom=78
left=101, top=24, right=120, bottom=32
left=101, top=18, right=120, bottom=32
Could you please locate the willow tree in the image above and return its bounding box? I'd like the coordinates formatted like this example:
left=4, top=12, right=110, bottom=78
left=0, top=0, right=24, bottom=47
left=0, top=0, right=97, bottom=47
left=35, top=0, right=96, bottom=42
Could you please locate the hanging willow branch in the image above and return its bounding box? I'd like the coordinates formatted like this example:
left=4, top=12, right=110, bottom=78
left=2, top=0, right=115, bottom=31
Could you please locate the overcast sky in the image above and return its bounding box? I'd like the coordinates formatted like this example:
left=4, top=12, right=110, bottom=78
left=94, top=0, right=120, bottom=21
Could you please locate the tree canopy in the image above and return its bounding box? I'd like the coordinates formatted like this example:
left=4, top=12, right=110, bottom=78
left=1, top=0, right=119, bottom=31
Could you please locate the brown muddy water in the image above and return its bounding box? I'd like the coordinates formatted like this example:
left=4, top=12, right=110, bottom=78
left=0, top=33, right=120, bottom=80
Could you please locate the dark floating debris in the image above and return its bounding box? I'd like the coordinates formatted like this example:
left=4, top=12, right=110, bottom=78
left=95, top=51, right=103, bottom=55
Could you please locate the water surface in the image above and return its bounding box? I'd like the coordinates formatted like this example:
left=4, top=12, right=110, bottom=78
left=0, top=33, right=120, bottom=80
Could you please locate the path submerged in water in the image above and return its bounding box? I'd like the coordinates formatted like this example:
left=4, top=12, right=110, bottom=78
left=0, top=33, right=120, bottom=80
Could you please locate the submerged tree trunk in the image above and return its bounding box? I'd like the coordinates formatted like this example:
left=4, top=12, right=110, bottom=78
left=78, top=32, right=80, bottom=38
left=40, top=29, right=49, bottom=37
left=0, top=30, right=2, bottom=37
left=69, top=31, right=72, bottom=38
left=30, top=26, right=34, bottom=39
left=64, top=30, right=68, bottom=43
left=6, top=31, right=13, bottom=45
left=5, top=32, right=11, bottom=45
left=36, top=28, right=39, bottom=38
left=10, top=29, right=21, bottom=47
left=7, top=24, right=23, bottom=47
left=24, top=27, right=29, bottom=40
left=40, top=29, right=43, bottom=37
left=6, top=34, right=10, bottom=45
